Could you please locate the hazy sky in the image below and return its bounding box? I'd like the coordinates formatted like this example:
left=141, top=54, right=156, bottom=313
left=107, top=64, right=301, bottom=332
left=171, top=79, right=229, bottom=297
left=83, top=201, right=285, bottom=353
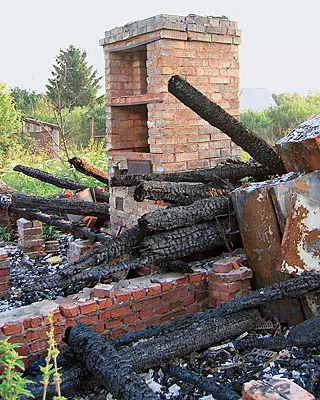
left=1, top=0, right=319, bottom=95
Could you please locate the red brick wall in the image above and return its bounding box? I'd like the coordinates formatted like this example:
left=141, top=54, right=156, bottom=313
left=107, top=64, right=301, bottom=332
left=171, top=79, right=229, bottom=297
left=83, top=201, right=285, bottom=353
left=0, top=257, right=251, bottom=367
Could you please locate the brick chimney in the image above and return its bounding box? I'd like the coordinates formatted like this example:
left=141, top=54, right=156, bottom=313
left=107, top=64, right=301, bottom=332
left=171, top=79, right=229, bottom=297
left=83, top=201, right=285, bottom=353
left=100, top=14, right=241, bottom=230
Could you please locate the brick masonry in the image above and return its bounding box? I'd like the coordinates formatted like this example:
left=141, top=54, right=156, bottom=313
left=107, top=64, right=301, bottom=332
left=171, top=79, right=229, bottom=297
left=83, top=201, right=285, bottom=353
left=0, top=256, right=250, bottom=366
left=17, top=218, right=45, bottom=258
left=0, top=249, right=10, bottom=299
left=100, top=14, right=241, bottom=230
left=67, top=238, right=100, bottom=263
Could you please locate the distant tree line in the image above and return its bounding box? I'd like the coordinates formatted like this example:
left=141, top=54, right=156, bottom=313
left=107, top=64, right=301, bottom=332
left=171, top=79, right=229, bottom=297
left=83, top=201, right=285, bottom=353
left=241, top=92, right=320, bottom=144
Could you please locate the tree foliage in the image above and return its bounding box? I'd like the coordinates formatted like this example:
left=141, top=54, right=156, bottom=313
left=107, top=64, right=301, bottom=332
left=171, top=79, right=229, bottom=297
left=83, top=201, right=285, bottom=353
left=11, top=87, right=42, bottom=116
left=46, top=45, right=101, bottom=110
left=241, top=92, right=320, bottom=144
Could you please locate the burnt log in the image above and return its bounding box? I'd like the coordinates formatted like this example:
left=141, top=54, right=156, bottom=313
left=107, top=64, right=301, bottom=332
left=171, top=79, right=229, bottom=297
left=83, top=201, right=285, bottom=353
left=2, top=193, right=109, bottom=218
left=111, top=160, right=271, bottom=187
left=164, top=365, right=240, bottom=400
left=13, top=164, right=109, bottom=203
left=139, top=217, right=239, bottom=265
left=112, top=273, right=320, bottom=348
left=118, top=309, right=261, bottom=370
left=139, top=196, right=233, bottom=231
left=67, top=322, right=158, bottom=400
left=11, top=209, right=110, bottom=243
left=61, top=225, right=143, bottom=277
left=69, top=157, right=109, bottom=185
left=168, top=75, right=286, bottom=174
left=134, top=180, right=230, bottom=205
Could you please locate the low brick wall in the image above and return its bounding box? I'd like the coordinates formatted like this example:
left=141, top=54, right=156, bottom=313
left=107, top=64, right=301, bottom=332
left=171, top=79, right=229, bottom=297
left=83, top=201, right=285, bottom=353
left=0, top=256, right=251, bottom=367
left=17, top=218, right=45, bottom=258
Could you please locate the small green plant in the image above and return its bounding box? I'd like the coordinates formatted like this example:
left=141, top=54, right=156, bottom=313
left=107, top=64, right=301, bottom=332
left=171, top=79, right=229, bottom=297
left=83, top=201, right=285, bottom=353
left=0, top=226, right=9, bottom=242
left=0, top=338, right=34, bottom=399
left=40, top=314, right=67, bottom=400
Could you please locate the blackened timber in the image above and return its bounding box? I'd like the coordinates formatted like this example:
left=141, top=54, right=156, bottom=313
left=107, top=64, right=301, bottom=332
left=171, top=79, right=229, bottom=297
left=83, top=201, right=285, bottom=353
left=120, top=309, right=261, bottom=371
left=139, top=196, right=233, bottom=231
left=14, top=164, right=109, bottom=203
left=139, top=217, right=239, bottom=264
left=168, top=75, right=286, bottom=174
left=67, top=322, right=158, bottom=400
left=164, top=365, right=240, bottom=400
left=4, top=193, right=109, bottom=218
left=11, top=209, right=110, bottom=243
left=61, top=225, right=143, bottom=277
left=111, top=273, right=320, bottom=348
left=111, top=161, right=271, bottom=187
left=69, top=157, right=109, bottom=185
left=134, top=180, right=230, bottom=205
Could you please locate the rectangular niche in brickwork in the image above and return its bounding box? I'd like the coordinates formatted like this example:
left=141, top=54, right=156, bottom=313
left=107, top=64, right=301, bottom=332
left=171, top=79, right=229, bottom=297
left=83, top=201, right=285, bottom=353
left=111, top=105, right=149, bottom=152
left=109, top=47, right=147, bottom=98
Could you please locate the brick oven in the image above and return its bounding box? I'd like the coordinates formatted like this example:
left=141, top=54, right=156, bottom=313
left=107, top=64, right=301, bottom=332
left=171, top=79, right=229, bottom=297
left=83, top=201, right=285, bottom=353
left=99, top=14, right=241, bottom=230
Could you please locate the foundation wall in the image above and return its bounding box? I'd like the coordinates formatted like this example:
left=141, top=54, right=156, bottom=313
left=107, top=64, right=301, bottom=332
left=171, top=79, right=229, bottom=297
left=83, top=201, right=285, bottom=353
left=0, top=256, right=250, bottom=367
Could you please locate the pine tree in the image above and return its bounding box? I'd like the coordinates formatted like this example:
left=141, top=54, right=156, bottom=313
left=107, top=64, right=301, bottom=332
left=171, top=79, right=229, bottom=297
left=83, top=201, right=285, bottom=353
left=46, top=45, right=101, bottom=110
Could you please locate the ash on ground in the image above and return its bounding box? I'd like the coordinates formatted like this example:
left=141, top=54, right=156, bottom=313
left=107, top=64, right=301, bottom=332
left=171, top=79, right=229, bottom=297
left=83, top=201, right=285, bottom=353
left=71, top=329, right=320, bottom=400
left=0, top=235, right=70, bottom=313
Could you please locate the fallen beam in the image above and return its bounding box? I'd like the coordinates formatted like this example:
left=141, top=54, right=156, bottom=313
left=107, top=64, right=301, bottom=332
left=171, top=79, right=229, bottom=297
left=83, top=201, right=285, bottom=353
left=111, top=160, right=271, bottom=187
left=134, top=180, right=230, bottom=205
left=11, top=208, right=110, bottom=243
left=168, top=75, right=286, bottom=174
left=2, top=193, right=109, bottom=218
left=67, top=322, right=158, bottom=400
left=138, top=196, right=233, bottom=231
left=69, top=157, right=109, bottom=185
left=13, top=164, right=109, bottom=203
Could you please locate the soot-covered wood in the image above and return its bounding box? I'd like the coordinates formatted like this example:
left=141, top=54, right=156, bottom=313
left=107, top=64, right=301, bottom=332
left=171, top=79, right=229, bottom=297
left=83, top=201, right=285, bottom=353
left=168, top=75, right=286, bottom=174
left=134, top=180, right=230, bottom=205
left=69, top=157, right=109, bottom=185
left=14, top=164, right=109, bottom=203
left=111, top=160, right=272, bottom=187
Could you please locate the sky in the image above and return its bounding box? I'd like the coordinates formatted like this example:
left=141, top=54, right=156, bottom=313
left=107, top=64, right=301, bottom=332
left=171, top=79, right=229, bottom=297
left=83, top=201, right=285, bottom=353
left=1, top=0, right=319, bottom=96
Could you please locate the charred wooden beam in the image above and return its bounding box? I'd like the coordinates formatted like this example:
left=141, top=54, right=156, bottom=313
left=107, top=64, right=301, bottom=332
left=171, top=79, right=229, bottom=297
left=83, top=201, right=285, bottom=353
left=111, top=160, right=271, bottom=187
left=139, top=196, right=233, bottom=231
left=119, top=309, right=261, bottom=371
left=139, top=217, right=239, bottom=264
left=69, top=157, right=109, bottom=185
left=134, top=180, right=230, bottom=205
left=2, top=193, right=109, bottom=218
left=67, top=322, right=158, bottom=400
left=164, top=365, right=240, bottom=400
left=11, top=208, right=110, bottom=243
left=13, top=164, right=109, bottom=203
left=168, top=75, right=286, bottom=174
left=112, top=273, right=320, bottom=348
left=61, top=225, right=143, bottom=277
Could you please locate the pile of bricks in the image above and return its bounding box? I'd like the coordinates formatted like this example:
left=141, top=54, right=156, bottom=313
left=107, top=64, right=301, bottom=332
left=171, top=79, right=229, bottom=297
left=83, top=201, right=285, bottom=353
left=0, top=255, right=248, bottom=366
left=208, top=256, right=252, bottom=307
left=0, top=249, right=10, bottom=299
left=17, top=218, right=45, bottom=258
left=67, top=239, right=100, bottom=263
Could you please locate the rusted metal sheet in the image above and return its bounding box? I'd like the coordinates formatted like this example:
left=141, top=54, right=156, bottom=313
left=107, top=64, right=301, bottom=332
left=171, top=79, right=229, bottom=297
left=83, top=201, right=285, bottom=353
left=232, top=177, right=305, bottom=324
left=280, top=193, right=320, bottom=274
left=276, top=114, right=320, bottom=173
left=269, top=170, right=320, bottom=234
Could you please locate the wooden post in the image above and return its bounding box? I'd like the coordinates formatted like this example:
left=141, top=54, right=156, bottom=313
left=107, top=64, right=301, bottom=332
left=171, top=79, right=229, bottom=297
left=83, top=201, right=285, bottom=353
left=90, top=117, right=94, bottom=139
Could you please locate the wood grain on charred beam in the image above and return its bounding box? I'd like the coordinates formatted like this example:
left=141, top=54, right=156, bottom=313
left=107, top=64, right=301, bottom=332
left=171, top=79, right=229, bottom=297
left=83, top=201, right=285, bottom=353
left=4, top=193, right=109, bottom=218
left=168, top=75, right=286, bottom=174
left=139, top=196, right=233, bottom=231
left=67, top=322, right=158, bottom=400
left=111, top=161, right=271, bottom=187
left=13, top=164, right=109, bottom=203
left=69, top=157, right=109, bottom=185
left=134, top=180, right=230, bottom=205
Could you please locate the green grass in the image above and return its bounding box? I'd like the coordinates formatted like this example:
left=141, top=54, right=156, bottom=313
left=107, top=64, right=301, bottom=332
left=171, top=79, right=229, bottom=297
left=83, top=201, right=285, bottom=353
left=0, top=139, right=108, bottom=197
